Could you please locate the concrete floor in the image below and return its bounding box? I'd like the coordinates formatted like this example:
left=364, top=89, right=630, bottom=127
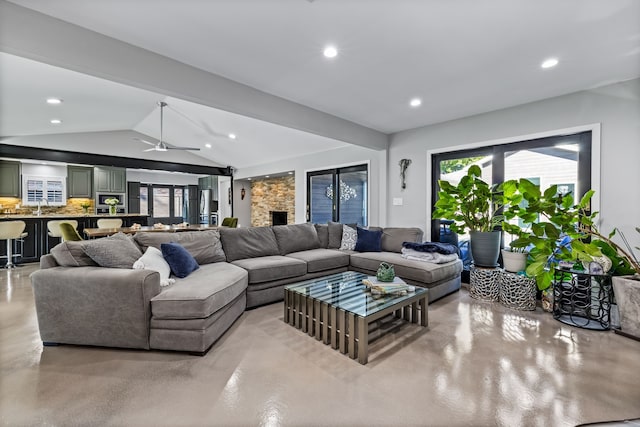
left=1, top=264, right=639, bottom=427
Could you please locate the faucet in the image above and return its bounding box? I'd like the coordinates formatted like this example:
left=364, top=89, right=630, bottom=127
left=36, top=198, right=48, bottom=216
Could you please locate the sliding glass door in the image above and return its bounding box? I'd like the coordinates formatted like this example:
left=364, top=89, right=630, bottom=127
left=431, top=131, right=591, bottom=241
left=307, top=164, right=368, bottom=226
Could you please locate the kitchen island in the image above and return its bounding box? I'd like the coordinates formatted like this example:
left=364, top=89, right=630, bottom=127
left=0, top=214, right=149, bottom=263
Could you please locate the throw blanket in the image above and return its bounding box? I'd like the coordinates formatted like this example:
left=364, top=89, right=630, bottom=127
left=402, top=241, right=459, bottom=255
left=401, top=248, right=459, bottom=264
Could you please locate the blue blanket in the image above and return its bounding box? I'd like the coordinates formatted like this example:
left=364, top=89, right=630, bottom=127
left=402, top=241, right=459, bottom=255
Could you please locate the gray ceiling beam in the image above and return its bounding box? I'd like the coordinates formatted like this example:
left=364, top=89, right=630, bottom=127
left=0, top=1, right=388, bottom=151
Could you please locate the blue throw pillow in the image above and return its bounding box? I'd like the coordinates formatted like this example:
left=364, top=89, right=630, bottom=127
left=160, top=242, right=199, bottom=278
left=354, top=227, right=383, bottom=252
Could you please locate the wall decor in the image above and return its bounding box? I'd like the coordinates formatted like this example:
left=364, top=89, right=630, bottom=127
left=400, top=158, right=412, bottom=190
left=241, top=186, right=246, bottom=200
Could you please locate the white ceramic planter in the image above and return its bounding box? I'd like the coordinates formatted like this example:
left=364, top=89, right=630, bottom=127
left=501, top=249, right=528, bottom=273
left=612, top=275, right=640, bottom=340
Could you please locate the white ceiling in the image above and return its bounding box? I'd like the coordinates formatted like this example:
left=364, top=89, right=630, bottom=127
left=2, top=0, right=640, bottom=167
left=0, top=53, right=349, bottom=169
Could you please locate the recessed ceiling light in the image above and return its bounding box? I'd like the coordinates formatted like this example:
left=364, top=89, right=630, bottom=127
left=288, top=171, right=293, bottom=175
left=50, top=119, right=62, bottom=124
left=541, top=58, right=559, bottom=69
left=46, top=98, right=62, bottom=105
left=205, top=143, right=212, bottom=148
left=228, top=133, right=237, bottom=140
left=41, top=162, right=48, bottom=165
left=248, top=178, right=252, bottom=181
left=323, top=46, right=338, bottom=58
left=409, top=98, right=422, bottom=107
left=265, top=175, right=270, bottom=178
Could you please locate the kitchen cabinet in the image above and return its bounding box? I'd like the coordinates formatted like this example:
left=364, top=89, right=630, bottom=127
left=67, top=166, right=93, bottom=198
left=95, top=166, right=126, bottom=193
left=198, top=175, right=218, bottom=199
left=0, top=160, right=21, bottom=197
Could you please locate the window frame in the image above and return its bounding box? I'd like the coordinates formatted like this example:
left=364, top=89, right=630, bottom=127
left=430, top=130, right=593, bottom=241
left=22, top=175, right=67, bottom=206
left=306, top=163, right=369, bottom=226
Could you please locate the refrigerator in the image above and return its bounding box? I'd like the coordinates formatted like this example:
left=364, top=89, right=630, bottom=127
left=199, top=189, right=219, bottom=225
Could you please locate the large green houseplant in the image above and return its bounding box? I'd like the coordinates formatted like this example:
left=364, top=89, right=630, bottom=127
left=433, top=165, right=503, bottom=267
left=500, top=179, right=601, bottom=290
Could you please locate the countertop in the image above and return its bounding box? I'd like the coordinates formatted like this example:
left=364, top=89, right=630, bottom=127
left=0, top=213, right=150, bottom=220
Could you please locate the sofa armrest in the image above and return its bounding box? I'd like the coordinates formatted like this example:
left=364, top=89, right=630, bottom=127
left=39, top=254, right=58, bottom=269
left=30, top=266, right=161, bottom=350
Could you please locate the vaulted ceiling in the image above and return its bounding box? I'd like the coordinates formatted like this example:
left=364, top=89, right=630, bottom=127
left=1, top=0, right=639, bottom=170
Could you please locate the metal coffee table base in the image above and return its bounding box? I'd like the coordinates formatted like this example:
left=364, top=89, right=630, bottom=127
left=284, top=289, right=428, bottom=364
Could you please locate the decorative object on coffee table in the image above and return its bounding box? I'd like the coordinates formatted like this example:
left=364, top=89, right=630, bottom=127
left=499, top=271, right=536, bottom=311
left=376, top=262, right=395, bottom=282
left=469, top=265, right=501, bottom=302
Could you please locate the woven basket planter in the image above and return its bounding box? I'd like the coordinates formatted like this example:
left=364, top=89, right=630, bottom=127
left=499, top=271, right=537, bottom=311
left=469, top=266, right=501, bottom=302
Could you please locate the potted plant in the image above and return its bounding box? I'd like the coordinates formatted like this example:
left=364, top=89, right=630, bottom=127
left=500, top=179, right=536, bottom=273
left=433, top=165, right=503, bottom=267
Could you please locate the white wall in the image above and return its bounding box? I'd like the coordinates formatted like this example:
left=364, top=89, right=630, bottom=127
left=233, top=179, right=251, bottom=228
left=388, top=78, right=640, bottom=248
left=235, top=145, right=388, bottom=226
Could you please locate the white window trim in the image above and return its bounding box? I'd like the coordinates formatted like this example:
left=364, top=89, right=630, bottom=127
left=22, top=175, right=67, bottom=206
left=425, top=123, right=601, bottom=240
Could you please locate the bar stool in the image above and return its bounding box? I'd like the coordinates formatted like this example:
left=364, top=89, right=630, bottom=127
left=97, top=218, right=123, bottom=229
left=0, top=221, right=26, bottom=268
left=47, top=220, right=79, bottom=243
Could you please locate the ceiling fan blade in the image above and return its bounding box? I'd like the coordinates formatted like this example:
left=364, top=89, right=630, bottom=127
left=143, top=147, right=158, bottom=152
left=168, top=146, right=201, bottom=151
left=133, top=137, right=157, bottom=147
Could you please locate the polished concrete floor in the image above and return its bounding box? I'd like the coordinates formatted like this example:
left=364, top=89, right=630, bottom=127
left=1, top=264, right=639, bottom=427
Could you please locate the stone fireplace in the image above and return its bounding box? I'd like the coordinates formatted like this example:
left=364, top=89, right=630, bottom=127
left=250, top=176, right=295, bottom=226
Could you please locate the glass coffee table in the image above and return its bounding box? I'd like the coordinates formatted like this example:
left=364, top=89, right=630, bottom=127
left=284, top=271, right=428, bottom=364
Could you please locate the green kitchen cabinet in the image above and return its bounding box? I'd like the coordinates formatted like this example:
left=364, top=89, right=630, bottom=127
left=0, top=160, right=20, bottom=197
left=67, top=165, right=93, bottom=198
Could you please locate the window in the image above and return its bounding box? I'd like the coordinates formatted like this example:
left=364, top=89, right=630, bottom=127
left=140, top=186, right=148, bottom=215
left=22, top=175, right=66, bottom=206
left=431, top=131, right=591, bottom=241
left=307, top=164, right=368, bottom=226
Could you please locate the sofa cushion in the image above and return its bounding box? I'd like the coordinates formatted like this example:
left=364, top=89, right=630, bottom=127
left=151, top=262, right=248, bottom=320
left=219, top=227, right=280, bottom=262
left=161, top=242, right=199, bottom=278
left=81, top=233, right=142, bottom=269
left=314, top=224, right=329, bottom=248
left=272, top=223, right=321, bottom=255
left=50, top=241, right=97, bottom=267
left=350, top=252, right=462, bottom=284
left=286, top=249, right=350, bottom=273
left=381, top=227, right=424, bottom=253
left=134, top=230, right=226, bottom=264
left=355, top=227, right=383, bottom=252
left=231, top=255, right=306, bottom=284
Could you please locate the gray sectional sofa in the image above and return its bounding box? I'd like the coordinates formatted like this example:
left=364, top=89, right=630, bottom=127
left=30, top=223, right=462, bottom=354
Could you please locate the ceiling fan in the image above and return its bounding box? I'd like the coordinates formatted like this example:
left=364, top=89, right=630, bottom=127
left=134, top=101, right=200, bottom=152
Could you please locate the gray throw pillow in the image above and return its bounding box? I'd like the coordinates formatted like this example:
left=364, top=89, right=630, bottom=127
left=50, top=241, right=97, bottom=267
left=82, top=232, right=143, bottom=269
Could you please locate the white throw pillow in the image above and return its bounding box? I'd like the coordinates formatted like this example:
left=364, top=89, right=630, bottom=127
left=133, top=246, right=175, bottom=287
left=339, top=225, right=358, bottom=250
